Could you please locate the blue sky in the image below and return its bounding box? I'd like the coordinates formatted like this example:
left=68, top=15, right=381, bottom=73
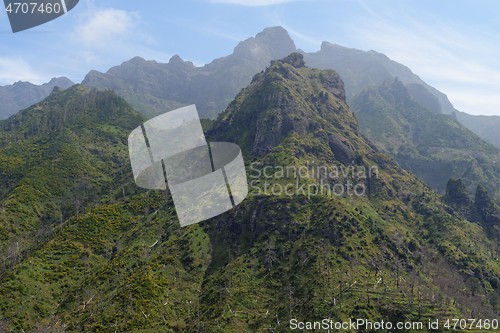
left=1, top=0, right=499, bottom=115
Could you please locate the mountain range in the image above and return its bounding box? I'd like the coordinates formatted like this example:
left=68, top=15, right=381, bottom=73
left=82, top=27, right=296, bottom=119
left=303, top=42, right=456, bottom=115
left=0, top=27, right=499, bottom=331
left=302, top=41, right=500, bottom=150
left=0, top=53, right=498, bottom=331
left=75, top=28, right=500, bottom=198
left=21, top=27, right=484, bottom=200
left=2, top=26, right=498, bottom=149
left=77, top=27, right=500, bottom=150
left=0, top=77, right=74, bottom=120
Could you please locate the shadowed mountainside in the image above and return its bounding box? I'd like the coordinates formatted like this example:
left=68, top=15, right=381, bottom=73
left=0, top=77, right=74, bottom=120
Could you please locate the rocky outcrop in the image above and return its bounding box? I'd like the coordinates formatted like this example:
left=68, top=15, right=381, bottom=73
left=209, top=54, right=359, bottom=166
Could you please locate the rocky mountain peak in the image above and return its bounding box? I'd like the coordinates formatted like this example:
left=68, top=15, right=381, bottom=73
left=320, top=41, right=338, bottom=51
left=233, top=26, right=296, bottom=61
left=255, top=26, right=293, bottom=42
left=47, top=77, right=73, bottom=86
left=168, top=54, right=190, bottom=65
left=126, top=56, right=147, bottom=65
left=276, top=52, right=305, bottom=68
left=168, top=54, right=184, bottom=64
left=210, top=57, right=355, bottom=159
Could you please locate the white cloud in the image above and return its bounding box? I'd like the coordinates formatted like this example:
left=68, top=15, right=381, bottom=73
left=60, top=5, right=171, bottom=79
left=75, top=8, right=138, bottom=48
left=209, top=0, right=305, bottom=6
left=0, top=58, right=45, bottom=85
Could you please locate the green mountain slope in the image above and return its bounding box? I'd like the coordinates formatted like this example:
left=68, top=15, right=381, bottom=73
left=303, top=42, right=500, bottom=149
left=0, top=85, right=143, bottom=277
left=0, top=55, right=498, bottom=332
left=351, top=79, right=500, bottom=199
left=205, top=54, right=499, bottom=330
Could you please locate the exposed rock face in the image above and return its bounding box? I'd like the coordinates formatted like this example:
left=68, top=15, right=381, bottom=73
left=274, top=52, right=306, bottom=68
left=209, top=54, right=360, bottom=164
left=252, top=93, right=309, bottom=156
left=328, top=134, right=354, bottom=164
left=319, top=70, right=345, bottom=102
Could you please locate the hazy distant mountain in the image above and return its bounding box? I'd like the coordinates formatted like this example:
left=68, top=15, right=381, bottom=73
left=303, top=42, right=500, bottom=148
left=352, top=78, right=500, bottom=198
left=80, top=27, right=499, bottom=149
left=295, top=40, right=500, bottom=197
left=86, top=34, right=454, bottom=119
left=455, top=111, right=500, bottom=147
left=303, top=42, right=456, bottom=115
left=82, top=26, right=296, bottom=118
left=0, top=77, right=74, bottom=119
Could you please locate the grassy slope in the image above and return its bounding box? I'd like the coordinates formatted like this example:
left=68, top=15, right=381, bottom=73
left=351, top=79, right=500, bottom=199
left=0, top=62, right=498, bottom=332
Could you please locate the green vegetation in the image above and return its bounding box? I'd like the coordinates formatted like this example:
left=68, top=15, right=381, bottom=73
left=0, top=56, right=498, bottom=332
left=351, top=78, right=500, bottom=199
